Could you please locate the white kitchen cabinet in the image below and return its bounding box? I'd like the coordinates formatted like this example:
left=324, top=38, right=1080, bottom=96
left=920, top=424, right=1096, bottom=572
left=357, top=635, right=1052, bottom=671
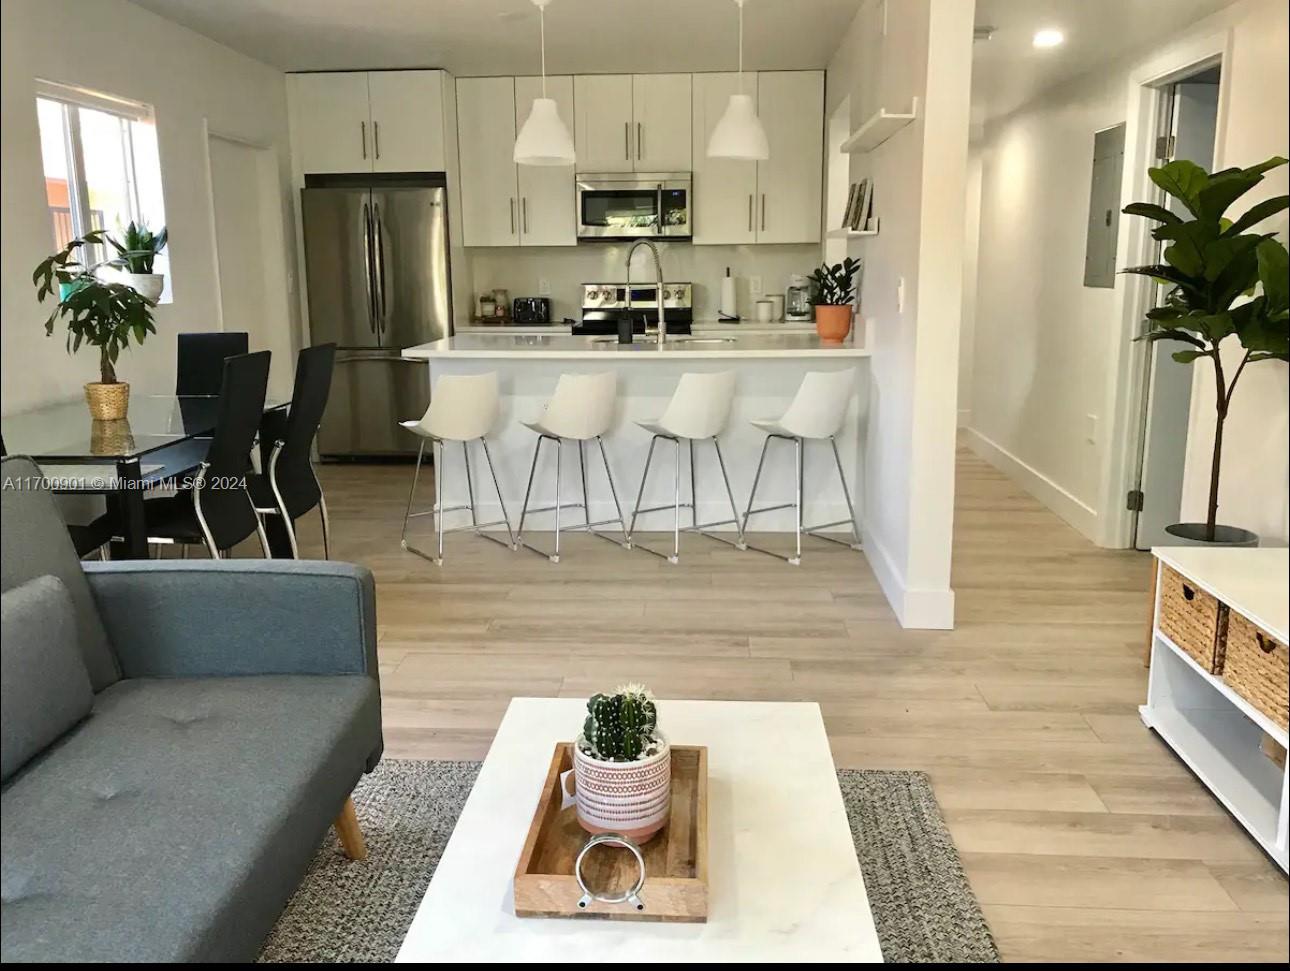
left=632, top=74, right=691, bottom=171
left=691, top=72, right=758, bottom=244
left=287, top=73, right=373, bottom=174
left=514, top=76, right=577, bottom=246
left=574, top=74, right=634, bottom=172
left=368, top=71, right=446, bottom=172
left=455, top=76, right=520, bottom=247
left=756, top=71, right=824, bottom=244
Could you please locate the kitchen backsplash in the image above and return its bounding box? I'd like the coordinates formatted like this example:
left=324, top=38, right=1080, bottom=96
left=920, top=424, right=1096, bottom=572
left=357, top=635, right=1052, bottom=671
left=466, top=243, right=821, bottom=322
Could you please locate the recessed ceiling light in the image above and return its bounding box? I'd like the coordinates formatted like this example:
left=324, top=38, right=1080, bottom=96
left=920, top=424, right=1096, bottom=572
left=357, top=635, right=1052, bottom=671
left=1033, top=28, right=1065, bottom=48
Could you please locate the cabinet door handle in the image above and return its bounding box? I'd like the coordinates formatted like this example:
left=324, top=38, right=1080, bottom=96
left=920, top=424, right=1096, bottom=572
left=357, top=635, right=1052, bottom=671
left=509, top=198, right=515, bottom=234
left=624, top=121, right=630, bottom=160
left=748, top=194, right=753, bottom=232
left=360, top=121, right=367, bottom=160
left=760, top=194, right=766, bottom=231
left=373, top=121, right=380, bottom=160
left=637, top=122, right=643, bottom=161
left=522, top=197, right=528, bottom=234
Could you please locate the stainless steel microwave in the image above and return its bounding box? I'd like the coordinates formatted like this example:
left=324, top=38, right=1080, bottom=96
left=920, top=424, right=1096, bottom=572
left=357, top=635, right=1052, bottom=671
left=575, top=172, right=691, bottom=240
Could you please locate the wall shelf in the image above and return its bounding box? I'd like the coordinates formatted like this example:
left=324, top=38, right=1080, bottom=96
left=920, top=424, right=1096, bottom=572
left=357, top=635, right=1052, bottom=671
left=841, top=98, right=919, bottom=154
left=827, top=218, right=880, bottom=239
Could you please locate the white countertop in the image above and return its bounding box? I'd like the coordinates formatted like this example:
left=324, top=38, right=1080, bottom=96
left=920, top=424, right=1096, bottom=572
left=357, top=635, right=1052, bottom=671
left=404, top=332, right=869, bottom=360
left=1153, top=546, right=1289, bottom=642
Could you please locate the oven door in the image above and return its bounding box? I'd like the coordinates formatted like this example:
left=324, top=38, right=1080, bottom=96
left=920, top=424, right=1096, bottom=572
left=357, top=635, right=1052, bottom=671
left=577, top=173, right=691, bottom=240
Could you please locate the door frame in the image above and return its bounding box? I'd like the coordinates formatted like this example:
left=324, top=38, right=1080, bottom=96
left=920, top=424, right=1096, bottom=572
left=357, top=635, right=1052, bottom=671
left=1095, top=27, right=1233, bottom=549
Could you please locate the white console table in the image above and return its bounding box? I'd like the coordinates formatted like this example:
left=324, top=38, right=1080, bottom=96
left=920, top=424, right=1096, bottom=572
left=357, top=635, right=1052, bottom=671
left=1141, top=546, right=1289, bottom=871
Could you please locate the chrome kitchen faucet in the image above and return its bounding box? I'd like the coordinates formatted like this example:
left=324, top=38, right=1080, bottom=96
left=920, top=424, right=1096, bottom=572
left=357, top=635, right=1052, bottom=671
left=625, top=240, right=666, bottom=346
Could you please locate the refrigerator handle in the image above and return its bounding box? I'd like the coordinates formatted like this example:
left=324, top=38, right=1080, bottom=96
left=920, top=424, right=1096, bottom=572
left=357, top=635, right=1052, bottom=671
left=374, top=202, right=388, bottom=335
left=361, top=201, right=376, bottom=334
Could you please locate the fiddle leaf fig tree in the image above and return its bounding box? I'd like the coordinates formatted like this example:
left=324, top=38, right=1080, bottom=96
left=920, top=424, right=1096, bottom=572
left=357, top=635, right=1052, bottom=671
left=1121, top=156, right=1289, bottom=542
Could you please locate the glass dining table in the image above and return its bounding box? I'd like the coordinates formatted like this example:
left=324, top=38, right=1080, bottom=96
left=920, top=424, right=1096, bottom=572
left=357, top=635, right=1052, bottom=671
left=2, top=393, right=289, bottom=558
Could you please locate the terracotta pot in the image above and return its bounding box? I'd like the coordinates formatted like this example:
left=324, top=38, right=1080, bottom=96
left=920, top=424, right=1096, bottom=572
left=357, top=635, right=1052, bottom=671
left=814, top=304, right=854, bottom=342
left=572, top=733, right=671, bottom=842
left=85, top=382, right=130, bottom=421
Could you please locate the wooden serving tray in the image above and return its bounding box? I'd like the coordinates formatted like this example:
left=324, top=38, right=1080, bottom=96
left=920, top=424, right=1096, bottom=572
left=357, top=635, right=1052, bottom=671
left=514, top=742, right=709, bottom=922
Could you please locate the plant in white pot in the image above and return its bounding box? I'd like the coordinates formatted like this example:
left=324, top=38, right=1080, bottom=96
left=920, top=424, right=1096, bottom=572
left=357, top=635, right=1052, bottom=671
left=573, top=685, right=670, bottom=842
left=34, top=230, right=158, bottom=420
left=105, top=220, right=168, bottom=301
left=1121, top=156, right=1289, bottom=545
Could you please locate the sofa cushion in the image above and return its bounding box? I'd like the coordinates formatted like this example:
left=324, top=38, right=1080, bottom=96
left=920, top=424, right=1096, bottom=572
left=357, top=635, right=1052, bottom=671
left=0, top=456, right=120, bottom=690
left=0, top=674, right=381, bottom=963
left=1, top=576, right=93, bottom=783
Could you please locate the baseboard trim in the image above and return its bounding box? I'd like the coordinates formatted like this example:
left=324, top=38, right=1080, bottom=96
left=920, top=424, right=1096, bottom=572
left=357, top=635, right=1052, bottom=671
left=962, top=427, right=1099, bottom=541
left=862, top=522, right=956, bottom=630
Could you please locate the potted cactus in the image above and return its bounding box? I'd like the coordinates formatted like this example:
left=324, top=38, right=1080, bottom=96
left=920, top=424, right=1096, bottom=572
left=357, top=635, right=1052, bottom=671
left=572, top=684, right=671, bottom=842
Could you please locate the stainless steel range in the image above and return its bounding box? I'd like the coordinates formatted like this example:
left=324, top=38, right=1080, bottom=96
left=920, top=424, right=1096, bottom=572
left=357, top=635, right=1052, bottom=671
left=574, top=282, right=693, bottom=336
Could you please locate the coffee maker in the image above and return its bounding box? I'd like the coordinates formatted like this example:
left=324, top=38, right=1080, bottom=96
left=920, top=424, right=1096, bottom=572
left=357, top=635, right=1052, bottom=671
left=785, top=274, right=813, bottom=322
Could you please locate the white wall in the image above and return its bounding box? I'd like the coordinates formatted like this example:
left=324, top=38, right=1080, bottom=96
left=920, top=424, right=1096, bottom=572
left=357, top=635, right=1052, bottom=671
left=959, top=142, right=982, bottom=426
left=967, top=0, right=1289, bottom=544
left=0, top=0, right=297, bottom=415
left=466, top=243, right=820, bottom=323
left=827, top=0, right=973, bottom=628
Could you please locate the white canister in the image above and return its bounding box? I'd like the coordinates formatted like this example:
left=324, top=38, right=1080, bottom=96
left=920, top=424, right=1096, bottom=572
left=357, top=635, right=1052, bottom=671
left=768, top=294, right=785, bottom=321
left=755, top=299, right=774, bottom=323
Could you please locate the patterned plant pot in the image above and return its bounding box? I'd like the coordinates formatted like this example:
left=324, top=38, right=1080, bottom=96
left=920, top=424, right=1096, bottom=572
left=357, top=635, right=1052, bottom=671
left=572, top=733, right=671, bottom=843
left=85, top=382, right=130, bottom=421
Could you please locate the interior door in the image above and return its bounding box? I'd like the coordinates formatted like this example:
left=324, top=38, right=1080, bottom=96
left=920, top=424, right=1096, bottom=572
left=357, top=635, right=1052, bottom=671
left=756, top=71, right=824, bottom=244
left=370, top=186, right=451, bottom=349
left=632, top=74, right=692, bottom=171
left=300, top=187, right=378, bottom=348
left=692, top=72, right=758, bottom=244
left=515, top=75, right=577, bottom=246
left=574, top=74, right=634, bottom=172
left=455, top=76, right=519, bottom=246
left=1135, top=78, right=1220, bottom=549
left=368, top=70, right=446, bottom=172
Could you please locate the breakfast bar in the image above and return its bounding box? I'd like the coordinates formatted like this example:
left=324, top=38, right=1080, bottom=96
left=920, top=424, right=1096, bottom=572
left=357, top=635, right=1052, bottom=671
left=402, top=333, right=871, bottom=538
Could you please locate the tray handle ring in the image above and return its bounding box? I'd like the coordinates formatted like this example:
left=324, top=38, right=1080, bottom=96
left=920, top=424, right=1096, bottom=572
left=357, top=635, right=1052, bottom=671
left=574, top=832, right=646, bottom=912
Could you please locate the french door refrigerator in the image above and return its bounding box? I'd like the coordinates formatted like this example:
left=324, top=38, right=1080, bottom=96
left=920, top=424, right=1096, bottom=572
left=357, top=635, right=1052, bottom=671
left=301, top=175, right=451, bottom=458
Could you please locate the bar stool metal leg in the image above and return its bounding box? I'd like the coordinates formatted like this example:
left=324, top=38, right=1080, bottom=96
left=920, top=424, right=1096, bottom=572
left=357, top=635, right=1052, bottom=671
left=630, top=434, right=744, bottom=563
left=403, top=435, right=517, bottom=565
left=518, top=433, right=632, bottom=562
left=595, top=436, right=632, bottom=549
left=480, top=438, right=517, bottom=551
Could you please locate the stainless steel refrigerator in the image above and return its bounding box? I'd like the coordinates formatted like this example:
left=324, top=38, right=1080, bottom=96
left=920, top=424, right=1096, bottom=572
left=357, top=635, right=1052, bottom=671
left=301, top=175, right=451, bottom=458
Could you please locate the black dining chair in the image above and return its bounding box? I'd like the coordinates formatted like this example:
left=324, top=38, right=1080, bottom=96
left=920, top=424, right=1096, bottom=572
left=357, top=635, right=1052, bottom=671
left=248, top=344, right=336, bottom=559
left=143, top=351, right=272, bottom=558
left=176, top=331, right=250, bottom=396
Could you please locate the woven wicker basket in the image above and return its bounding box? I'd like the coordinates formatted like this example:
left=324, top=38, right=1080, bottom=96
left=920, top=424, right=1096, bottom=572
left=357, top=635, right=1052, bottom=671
left=1223, top=613, right=1288, bottom=731
left=1157, top=565, right=1226, bottom=673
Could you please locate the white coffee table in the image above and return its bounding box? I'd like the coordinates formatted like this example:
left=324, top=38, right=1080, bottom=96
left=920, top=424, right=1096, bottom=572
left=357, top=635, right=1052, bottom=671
left=396, top=698, right=882, bottom=962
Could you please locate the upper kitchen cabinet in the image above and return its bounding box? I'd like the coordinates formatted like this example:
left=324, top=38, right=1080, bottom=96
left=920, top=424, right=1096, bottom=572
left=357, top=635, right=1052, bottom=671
left=456, top=76, right=520, bottom=247
left=574, top=74, right=634, bottom=172
left=756, top=71, right=824, bottom=244
left=632, top=74, right=692, bottom=171
left=514, top=76, right=577, bottom=246
left=288, top=73, right=373, bottom=174
left=367, top=71, right=446, bottom=172
left=288, top=70, right=449, bottom=174
left=692, top=72, right=758, bottom=244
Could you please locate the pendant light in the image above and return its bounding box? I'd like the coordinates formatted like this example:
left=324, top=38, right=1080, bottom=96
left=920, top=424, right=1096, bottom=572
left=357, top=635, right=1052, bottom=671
left=707, top=0, right=769, bottom=160
left=514, top=0, right=575, bottom=166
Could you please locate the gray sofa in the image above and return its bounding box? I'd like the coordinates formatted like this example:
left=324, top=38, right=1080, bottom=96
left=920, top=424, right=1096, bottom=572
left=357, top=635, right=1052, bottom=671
left=0, top=456, right=382, bottom=962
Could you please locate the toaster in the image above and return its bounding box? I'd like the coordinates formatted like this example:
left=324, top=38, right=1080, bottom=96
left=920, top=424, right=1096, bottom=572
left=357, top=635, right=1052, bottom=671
left=512, top=297, right=551, bottom=323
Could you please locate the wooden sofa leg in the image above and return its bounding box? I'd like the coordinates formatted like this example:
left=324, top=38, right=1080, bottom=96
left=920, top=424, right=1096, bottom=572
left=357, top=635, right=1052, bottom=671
left=333, top=796, right=367, bottom=861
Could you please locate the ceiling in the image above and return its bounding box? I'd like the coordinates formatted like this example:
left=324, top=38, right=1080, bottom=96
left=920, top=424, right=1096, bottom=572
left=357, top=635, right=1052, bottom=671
left=971, top=0, right=1237, bottom=124
left=125, top=0, right=866, bottom=76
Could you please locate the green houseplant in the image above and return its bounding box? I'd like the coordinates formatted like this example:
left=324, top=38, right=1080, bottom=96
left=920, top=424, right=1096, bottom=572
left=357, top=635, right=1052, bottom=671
left=105, top=220, right=168, bottom=302
left=809, top=257, right=862, bottom=342
left=572, top=684, right=670, bottom=841
left=1121, top=156, right=1289, bottom=544
left=33, top=229, right=158, bottom=420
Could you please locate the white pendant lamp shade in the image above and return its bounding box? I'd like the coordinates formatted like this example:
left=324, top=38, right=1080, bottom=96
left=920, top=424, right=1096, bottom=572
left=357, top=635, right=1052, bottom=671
left=515, top=0, right=574, bottom=166
left=707, top=93, right=768, bottom=160
left=707, top=0, right=768, bottom=161
left=514, top=97, right=575, bottom=165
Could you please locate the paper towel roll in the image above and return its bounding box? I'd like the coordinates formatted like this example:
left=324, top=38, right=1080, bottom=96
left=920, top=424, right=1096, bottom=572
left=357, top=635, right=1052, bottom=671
left=720, top=274, right=738, bottom=319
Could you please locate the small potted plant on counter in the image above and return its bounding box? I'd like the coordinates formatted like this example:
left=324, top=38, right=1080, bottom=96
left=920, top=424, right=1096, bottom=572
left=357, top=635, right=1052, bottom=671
left=105, top=220, right=168, bottom=302
left=809, top=257, right=862, bottom=342
left=34, top=230, right=158, bottom=421
left=573, top=684, right=671, bottom=842
left=1121, top=155, right=1289, bottom=546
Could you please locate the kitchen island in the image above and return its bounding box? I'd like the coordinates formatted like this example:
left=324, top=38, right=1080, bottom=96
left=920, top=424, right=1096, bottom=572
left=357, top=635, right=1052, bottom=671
left=402, top=332, right=870, bottom=536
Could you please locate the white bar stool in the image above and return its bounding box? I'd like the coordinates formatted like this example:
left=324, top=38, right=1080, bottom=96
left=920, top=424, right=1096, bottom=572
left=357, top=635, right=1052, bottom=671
left=399, top=372, right=515, bottom=565
left=627, top=371, right=745, bottom=564
left=515, top=371, right=631, bottom=563
left=741, top=369, right=863, bottom=565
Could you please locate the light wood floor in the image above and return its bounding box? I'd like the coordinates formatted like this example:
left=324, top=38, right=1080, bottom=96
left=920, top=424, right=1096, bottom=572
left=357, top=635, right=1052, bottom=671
left=297, top=447, right=1288, bottom=962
